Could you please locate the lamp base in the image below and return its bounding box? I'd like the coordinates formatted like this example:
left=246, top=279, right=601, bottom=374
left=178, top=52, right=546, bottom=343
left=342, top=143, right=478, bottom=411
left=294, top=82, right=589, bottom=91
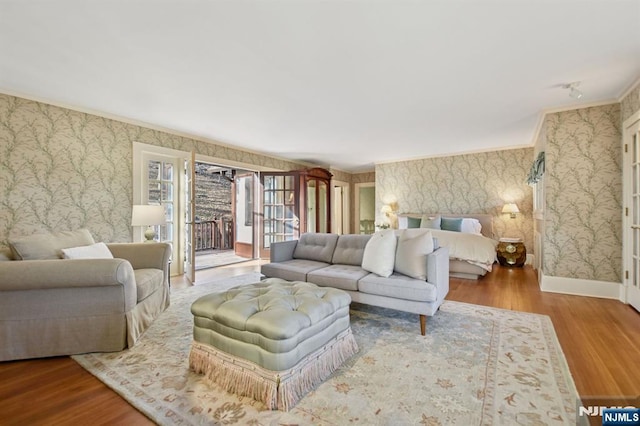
left=144, top=227, right=157, bottom=242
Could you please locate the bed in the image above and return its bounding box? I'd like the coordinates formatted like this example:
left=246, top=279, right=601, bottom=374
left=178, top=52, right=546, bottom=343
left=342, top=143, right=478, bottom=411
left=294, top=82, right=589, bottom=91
left=398, top=213, right=498, bottom=280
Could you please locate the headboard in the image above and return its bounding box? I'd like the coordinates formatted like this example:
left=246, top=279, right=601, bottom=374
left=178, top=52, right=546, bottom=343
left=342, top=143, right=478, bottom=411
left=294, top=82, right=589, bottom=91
left=397, top=213, right=494, bottom=239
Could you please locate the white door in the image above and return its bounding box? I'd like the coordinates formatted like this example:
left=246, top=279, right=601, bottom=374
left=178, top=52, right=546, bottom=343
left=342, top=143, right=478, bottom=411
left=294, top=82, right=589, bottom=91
left=234, top=172, right=258, bottom=259
left=184, top=152, right=196, bottom=284
left=623, top=112, right=640, bottom=312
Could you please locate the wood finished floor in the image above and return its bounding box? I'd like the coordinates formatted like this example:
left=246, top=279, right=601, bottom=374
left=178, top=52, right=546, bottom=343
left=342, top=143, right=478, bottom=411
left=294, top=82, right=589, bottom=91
left=1, top=263, right=639, bottom=425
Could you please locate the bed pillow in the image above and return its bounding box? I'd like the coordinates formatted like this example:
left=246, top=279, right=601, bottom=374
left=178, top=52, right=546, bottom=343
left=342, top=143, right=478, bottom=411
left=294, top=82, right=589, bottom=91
left=61, top=242, right=114, bottom=259
left=441, top=217, right=463, bottom=232
left=406, top=216, right=422, bottom=228
left=361, top=230, right=397, bottom=278
left=394, top=229, right=434, bottom=280
left=460, top=218, right=482, bottom=234
left=420, top=215, right=441, bottom=229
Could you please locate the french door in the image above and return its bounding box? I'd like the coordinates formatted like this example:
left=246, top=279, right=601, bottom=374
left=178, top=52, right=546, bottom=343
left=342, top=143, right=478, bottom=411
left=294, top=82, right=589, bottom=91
left=184, top=152, right=196, bottom=284
left=234, top=172, right=259, bottom=259
left=260, top=173, right=299, bottom=258
left=623, top=112, right=640, bottom=312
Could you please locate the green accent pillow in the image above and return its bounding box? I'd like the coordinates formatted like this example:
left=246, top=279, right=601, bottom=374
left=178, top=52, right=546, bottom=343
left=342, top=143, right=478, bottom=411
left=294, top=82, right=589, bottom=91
left=441, top=217, right=463, bottom=232
left=407, top=217, right=422, bottom=228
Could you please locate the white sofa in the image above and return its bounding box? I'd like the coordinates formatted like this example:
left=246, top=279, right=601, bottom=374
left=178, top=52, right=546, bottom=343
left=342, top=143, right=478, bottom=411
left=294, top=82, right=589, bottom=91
left=261, top=232, right=449, bottom=335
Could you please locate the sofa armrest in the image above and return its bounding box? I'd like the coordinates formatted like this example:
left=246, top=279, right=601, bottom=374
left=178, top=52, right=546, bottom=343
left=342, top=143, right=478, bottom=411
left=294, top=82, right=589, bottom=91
left=108, top=242, right=171, bottom=285
left=269, top=240, right=298, bottom=263
left=0, top=259, right=139, bottom=326
left=107, top=243, right=171, bottom=271
left=426, top=246, right=449, bottom=302
left=0, top=259, right=138, bottom=312
left=0, top=258, right=135, bottom=290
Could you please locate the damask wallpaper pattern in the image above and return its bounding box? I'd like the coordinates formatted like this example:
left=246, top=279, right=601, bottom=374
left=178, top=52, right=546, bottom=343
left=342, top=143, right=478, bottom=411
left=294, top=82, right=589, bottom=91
left=0, top=94, right=305, bottom=247
left=375, top=149, right=534, bottom=253
left=542, top=104, right=622, bottom=282
left=621, top=82, right=640, bottom=123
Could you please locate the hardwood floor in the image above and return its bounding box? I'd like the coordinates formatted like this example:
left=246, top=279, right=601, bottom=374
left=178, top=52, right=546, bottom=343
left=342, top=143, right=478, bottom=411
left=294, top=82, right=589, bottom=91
left=1, top=264, right=639, bottom=424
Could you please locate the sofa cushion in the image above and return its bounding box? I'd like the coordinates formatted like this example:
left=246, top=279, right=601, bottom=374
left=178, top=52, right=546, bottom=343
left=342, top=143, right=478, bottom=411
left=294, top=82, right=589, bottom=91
left=9, top=229, right=95, bottom=260
left=394, top=229, right=434, bottom=280
left=331, top=234, right=371, bottom=266
left=61, top=242, right=114, bottom=259
left=361, top=230, right=397, bottom=278
left=307, top=264, right=370, bottom=291
left=134, top=268, right=164, bottom=302
left=358, top=272, right=438, bottom=302
left=293, top=233, right=339, bottom=263
left=261, top=259, right=330, bottom=282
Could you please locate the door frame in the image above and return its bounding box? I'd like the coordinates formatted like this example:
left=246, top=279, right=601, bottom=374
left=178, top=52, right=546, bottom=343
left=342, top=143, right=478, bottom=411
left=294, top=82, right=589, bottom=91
left=622, top=110, right=640, bottom=310
left=354, top=182, right=375, bottom=234
left=133, top=143, right=190, bottom=276
left=134, top=143, right=273, bottom=278
left=332, top=179, right=350, bottom=235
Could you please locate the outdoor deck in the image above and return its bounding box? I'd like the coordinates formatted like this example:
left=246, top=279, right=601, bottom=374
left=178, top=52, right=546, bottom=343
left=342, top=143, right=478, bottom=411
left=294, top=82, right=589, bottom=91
left=195, top=249, right=251, bottom=270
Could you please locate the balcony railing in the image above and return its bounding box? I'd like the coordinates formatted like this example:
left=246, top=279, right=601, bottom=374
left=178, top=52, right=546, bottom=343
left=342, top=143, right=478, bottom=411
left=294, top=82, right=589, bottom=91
left=194, top=219, right=234, bottom=251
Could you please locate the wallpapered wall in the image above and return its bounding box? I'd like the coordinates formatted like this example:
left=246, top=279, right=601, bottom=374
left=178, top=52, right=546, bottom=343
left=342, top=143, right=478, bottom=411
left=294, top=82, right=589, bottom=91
left=0, top=94, right=306, bottom=246
left=542, top=103, right=622, bottom=283
left=621, top=82, right=640, bottom=123
left=375, top=148, right=534, bottom=252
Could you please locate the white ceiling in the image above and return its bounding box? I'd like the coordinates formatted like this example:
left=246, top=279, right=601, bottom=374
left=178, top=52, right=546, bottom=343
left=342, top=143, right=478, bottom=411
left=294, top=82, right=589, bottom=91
left=1, top=1, right=639, bottom=172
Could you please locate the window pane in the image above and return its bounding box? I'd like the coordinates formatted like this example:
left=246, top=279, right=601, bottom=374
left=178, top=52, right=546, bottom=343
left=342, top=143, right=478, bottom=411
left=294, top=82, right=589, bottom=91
left=163, top=162, right=173, bottom=181
left=148, top=183, right=161, bottom=203
left=148, top=161, right=161, bottom=180
left=162, top=183, right=173, bottom=202
left=285, top=175, right=294, bottom=189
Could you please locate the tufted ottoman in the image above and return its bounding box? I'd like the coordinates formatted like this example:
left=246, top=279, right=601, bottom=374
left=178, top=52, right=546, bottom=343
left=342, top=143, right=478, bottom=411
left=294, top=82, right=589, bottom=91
left=188, top=277, right=358, bottom=411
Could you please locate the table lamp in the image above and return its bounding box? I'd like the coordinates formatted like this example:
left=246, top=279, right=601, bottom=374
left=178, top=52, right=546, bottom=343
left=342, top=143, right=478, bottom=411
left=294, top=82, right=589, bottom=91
left=131, top=205, right=166, bottom=242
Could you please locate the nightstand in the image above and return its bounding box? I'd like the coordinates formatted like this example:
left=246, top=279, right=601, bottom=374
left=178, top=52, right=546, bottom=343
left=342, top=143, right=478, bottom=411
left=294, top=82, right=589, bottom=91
left=496, top=238, right=526, bottom=267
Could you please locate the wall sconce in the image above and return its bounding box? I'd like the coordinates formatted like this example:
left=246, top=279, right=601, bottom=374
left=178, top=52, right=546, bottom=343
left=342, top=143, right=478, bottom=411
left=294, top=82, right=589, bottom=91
left=501, top=203, right=520, bottom=219
left=131, top=205, right=166, bottom=242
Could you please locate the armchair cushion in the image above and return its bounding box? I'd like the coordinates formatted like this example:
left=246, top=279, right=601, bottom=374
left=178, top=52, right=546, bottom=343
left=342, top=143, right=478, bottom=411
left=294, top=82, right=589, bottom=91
left=135, top=268, right=164, bottom=302
left=9, top=229, right=95, bottom=260
left=62, top=242, right=113, bottom=259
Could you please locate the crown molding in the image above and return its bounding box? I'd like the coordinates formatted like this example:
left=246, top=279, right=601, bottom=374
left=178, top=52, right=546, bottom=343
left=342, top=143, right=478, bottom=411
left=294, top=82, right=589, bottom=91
left=618, top=75, right=640, bottom=100
left=373, top=143, right=533, bottom=167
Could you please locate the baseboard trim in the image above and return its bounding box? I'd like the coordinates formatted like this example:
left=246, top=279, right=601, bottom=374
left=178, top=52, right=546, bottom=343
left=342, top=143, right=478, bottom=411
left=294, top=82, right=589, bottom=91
left=539, top=272, right=622, bottom=300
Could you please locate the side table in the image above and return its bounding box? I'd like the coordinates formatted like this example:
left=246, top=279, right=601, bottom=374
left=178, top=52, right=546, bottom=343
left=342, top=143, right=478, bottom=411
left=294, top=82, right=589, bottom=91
left=496, top=238, right=526, bottom=267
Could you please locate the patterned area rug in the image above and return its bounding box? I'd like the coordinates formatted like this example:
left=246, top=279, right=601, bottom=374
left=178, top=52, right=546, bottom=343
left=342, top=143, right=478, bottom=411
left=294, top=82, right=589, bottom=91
left=72, top=273, right=580, bottom=425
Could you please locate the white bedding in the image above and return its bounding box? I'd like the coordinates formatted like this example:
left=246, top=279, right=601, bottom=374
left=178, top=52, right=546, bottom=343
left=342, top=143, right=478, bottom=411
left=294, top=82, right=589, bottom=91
left=430, top=229, right=498, bottom=272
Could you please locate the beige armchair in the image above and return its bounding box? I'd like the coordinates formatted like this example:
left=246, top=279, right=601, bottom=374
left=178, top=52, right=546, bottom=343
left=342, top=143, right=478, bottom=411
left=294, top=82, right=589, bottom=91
left=0, top=239, right=171, bottom=361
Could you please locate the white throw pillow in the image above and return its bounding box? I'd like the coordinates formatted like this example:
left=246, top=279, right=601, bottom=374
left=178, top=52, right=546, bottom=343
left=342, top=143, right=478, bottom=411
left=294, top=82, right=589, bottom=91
left=61, top=242, right=114, bottom=259
left=460, top=218, right=482, bottom=234
left=361, top=230, right=397, bottom=278
left=394, top=229, right=434, bottom=280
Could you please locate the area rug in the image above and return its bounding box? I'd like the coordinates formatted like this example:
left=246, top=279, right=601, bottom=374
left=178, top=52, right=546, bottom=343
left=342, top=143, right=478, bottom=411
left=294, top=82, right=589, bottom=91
left=72, top=273, right=580, bottom=425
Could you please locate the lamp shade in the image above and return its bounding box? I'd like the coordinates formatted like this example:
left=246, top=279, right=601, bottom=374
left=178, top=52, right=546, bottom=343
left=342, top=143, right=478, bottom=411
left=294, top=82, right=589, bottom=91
left=131, top=205, right=166, bottom=226
left=380, top=204, right=393, bottom=215
left=501, top=203, right=520, bottom=214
